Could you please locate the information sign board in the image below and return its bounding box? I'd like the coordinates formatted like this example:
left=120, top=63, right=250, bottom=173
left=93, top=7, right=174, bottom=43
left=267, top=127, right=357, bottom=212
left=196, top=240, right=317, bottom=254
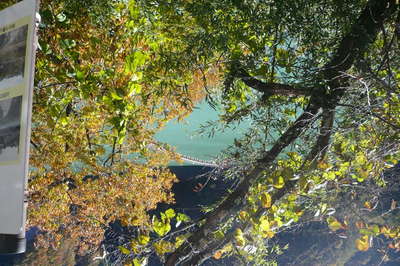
left=0, top=0, right=38, bottom=254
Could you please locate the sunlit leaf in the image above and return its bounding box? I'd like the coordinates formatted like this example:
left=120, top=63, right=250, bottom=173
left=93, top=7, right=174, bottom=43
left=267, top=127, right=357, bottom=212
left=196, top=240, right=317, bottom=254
left=153, top=240, right=173, bottom=256
left=138, top=235, right=150, bottom=246
left=165, top=208, right=176, bottom=219
left=273, top=176, right=285, bottom=189
left=152, top=216, right=171, bottom=236
left=355, top=235, right=370, bottom=251
left=176, top=213, right=190, bottom=227
left=234, top=228, right=245, bottom=246
left=260, top=192, right=272, bottom=208
left=326, top=217, right=344, bottom=231
left=118, top=246, right=131, bottom=255
left=364, top=201, right=372, bottom=209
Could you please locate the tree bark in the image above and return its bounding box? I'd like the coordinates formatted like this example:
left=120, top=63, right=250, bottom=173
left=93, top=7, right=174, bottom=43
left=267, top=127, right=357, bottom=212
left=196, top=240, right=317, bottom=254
left=237, top=68, right=310, bottom=97
left=306, top=109, right=335, bottom=162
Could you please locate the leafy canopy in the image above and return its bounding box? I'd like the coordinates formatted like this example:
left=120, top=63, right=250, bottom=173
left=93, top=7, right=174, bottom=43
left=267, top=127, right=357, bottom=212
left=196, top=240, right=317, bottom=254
left=1, top=0, right=399, bottom=264
left=116, top=0, right=399, bottom=265
left=1, top=0, right=205, bottom=254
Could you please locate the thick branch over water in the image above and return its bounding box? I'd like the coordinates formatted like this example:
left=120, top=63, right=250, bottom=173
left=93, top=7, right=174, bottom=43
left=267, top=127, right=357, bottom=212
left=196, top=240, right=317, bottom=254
left=237, top=68, right=310, bottom=97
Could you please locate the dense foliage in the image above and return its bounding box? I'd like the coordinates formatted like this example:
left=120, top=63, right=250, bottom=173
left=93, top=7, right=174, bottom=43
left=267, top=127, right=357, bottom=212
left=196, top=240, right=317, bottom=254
left=2, top=0, right=207, bottom=256
left=124, top=0, right=399, bottom=265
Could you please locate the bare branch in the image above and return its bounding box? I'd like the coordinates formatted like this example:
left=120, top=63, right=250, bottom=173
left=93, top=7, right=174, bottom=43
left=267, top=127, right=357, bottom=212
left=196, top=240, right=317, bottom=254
left=306, top=108, right=335, bottom=162
left=337, top=103, right=400, bottom=130
left=36, top=81, right=77, bottom=90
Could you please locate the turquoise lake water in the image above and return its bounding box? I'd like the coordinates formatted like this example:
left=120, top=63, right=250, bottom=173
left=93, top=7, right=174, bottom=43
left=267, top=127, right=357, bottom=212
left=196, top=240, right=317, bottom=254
left=155, top=101, right=251, bottom=164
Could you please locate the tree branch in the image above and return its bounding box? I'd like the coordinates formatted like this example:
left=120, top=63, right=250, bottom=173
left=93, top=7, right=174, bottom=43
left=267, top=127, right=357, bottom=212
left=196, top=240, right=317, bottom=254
left=237, top=68, right=309, bottom=97
left=185, top=131, right=332, bottom=266
left=323, top=0, right=398, bottom=102
left=36, top=81, right=77, bottom=90
left=166, top=104, right=321, bottom=266
left=306, top=108, right=335, bottom=162
left=337, top=103, right=400, bottom=130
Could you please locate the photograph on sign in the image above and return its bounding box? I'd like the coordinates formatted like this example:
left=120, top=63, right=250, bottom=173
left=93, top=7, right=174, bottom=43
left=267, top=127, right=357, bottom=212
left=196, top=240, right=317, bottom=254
left=0, top=25, right=28, bottom=87
left=0, top=96, right=22, bottom=162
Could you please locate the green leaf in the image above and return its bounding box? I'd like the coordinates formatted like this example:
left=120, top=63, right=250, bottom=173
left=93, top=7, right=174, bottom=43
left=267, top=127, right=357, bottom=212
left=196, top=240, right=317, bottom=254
left=56, top=12, right=67, bottom=22
left=125, top=50, right=148, bottom=74
left=176, top=213, right=190, bottom=227
left=372, top=224, right=380, bottom=235
left=133, top=258, right=141, bottom=266
left=59, top=117, right=68, bottom=126
left=165, top=208, right=176, bottom=219
left=359, top=228, right=373, bottom=235
left=111, top=91, right=123, bottom=100
left=128, top=0, right=140, bottom=19
left=177, top=213, right=190, bottom=222
left=129, top=83, right=142, bottom=96
left=214, top=230, right=225, bottom=239
left=323, top=171, right=336, bottom=180
left=152, top=216, right=171, bottom=237
left=76, top=70, right=85, bottom=81
left=227, top=104, right=237, bottom=113
left=60, top=39, right=76, bottom=49
left=117, top=134, right=126, bottom=145
left=118, top=246, right=130, bottom=255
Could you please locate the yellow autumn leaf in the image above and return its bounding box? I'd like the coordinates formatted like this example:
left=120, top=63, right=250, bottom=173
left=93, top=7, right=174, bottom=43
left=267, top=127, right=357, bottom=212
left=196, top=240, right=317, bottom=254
left=153, top=240, right=173, bottom=256
left=259, top=218, right=270, bottom=232
left=234, top=228, right=245, bottom=246
left=137, top=234, right=150, bottom=246
left=326, top=216, right=344, bottom=231
left=175, top=235, right=186, bottom=248
left=239, top=211, right=249, bottom=221
left=355, top=235, right=370, bottom=251
left=364, top=201, right=372, bottom=209
left=118, top=246, right=131, bottom=255
left=260, top=192, right=272, bottom=208
left=273, top=176, right=285, bottom=189
left=259, top=217, right=275, bottom=238
left=380, top=226, right=389, bottom=235
left=262, top=230, right=275, bottom=238
left=213, top=250, right=223, bottom=260
left=317, top=160, right=330, bottom=170
left=132, top=258, right=145, bottom=266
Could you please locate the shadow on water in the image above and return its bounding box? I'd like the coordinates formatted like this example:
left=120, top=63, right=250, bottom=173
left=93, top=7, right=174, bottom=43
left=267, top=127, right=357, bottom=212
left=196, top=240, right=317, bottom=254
left=103, top=165, right=234, bottom=266
left=163, top=166, right=232, bottom=219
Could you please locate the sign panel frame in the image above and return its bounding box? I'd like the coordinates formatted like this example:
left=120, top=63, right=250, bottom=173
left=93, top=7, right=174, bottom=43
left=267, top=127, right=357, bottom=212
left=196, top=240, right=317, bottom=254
left=0, top=0, right=39, bottom=253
